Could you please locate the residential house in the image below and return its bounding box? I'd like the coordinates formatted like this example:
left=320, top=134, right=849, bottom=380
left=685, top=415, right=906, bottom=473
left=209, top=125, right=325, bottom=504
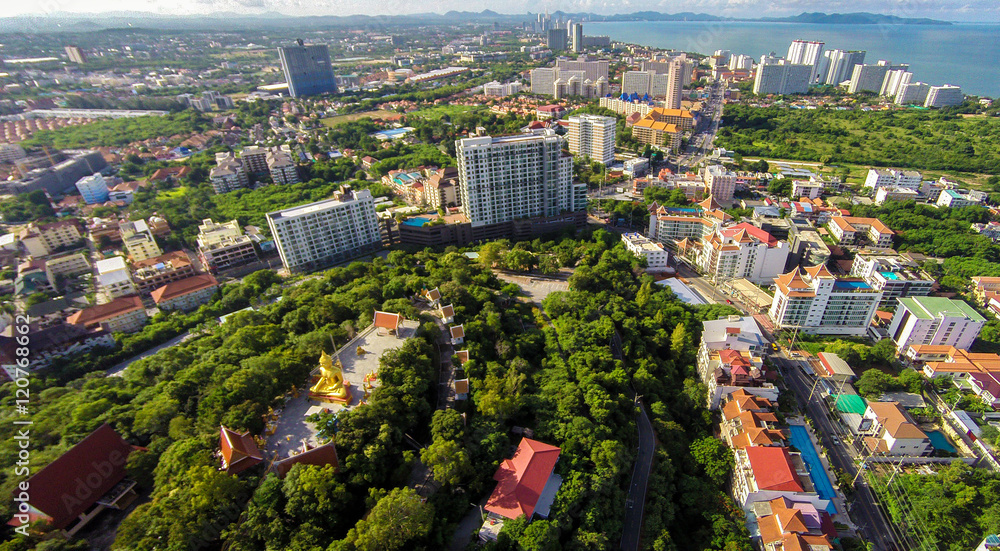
left=861, top=401, right=932, bottom=456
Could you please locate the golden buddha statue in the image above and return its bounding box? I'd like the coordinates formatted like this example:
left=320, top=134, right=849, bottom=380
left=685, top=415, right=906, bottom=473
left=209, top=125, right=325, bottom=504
left=309, top=351, right=349, bottom=402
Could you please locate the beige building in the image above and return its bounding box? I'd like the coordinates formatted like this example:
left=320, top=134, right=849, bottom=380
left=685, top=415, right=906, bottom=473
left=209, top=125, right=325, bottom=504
left=196, top=219, right=259, bottom=272
left=43, top=252, right=91, bottom=288
left=95, top=256, right=138, bottom=302
left=151, top=274, right=219, bottom=312
left=267, top=148, right=299, bottom=185
left=120, top=220, right=162, bottom=262
left=424, top=168, right=459, bottom=209
left=67, top=295, right=148, bottom=333
left=132, top=251, right=198, bottom=295
left=19, top=221, right=83, bottom=257
left=827, top=216, right=895, bottom=248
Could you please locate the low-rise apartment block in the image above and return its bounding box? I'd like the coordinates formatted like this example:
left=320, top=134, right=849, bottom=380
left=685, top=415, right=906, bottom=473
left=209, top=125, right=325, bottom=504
left=863, top=168, right=921, bottom=191
left=43, top=252, right=91, bottom=288
left=770, top=264, right=882, bottom=336
left=936, top=189, right=985, bottom=209
left=917, top=347, right=1000, bottom=408
left=267, top=148, right=299, bottom=185
left=698, top=316, right=777, bottom=409
left=196, top=219, right=259, bottom=273
left=703, top=165, right=736, bottom=201
left=95, top=256, right=137, bottom=301
left=67, top=295, right=148, bottom=333
left=888, top=296, right=985, bottom=352
left=119, top=219, right=162, bottom=262
left=151, top=274, right=219, bottom=312
left=210, top=153, right=250, bottom=194
left=132, top=251, right=198, bottom=295
left=621, top=232, right=670, bottom=269
left=827, top=216, right=894, bottom=248
left=874, top=186, right=919, bottom=205
left=19, top=220, right=83, bottom=257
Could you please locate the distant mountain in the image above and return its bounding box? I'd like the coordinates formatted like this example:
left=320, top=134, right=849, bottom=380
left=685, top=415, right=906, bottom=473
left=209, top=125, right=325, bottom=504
left=759, top=12, right=951, bottom=25
left=0, top=10, right=953, bottom=34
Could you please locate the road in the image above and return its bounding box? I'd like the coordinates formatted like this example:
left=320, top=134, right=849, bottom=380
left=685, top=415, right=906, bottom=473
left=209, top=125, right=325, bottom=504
left=105, top=330, right=195, bottom=377
left=621, top=396, right=655, bottom=551
left=676, top=82, right=725, bottom=173
left=774, top=353, right=901, bottom=551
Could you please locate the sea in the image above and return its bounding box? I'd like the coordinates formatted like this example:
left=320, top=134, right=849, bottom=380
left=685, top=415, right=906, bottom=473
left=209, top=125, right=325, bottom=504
left=587, top=21, right=1000, bottom=98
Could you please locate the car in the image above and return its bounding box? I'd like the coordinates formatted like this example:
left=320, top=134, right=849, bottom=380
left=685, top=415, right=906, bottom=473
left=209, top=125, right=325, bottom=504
left=831, top=437, right=841, bottom=445
left=725, top=299, right=733, bottom=304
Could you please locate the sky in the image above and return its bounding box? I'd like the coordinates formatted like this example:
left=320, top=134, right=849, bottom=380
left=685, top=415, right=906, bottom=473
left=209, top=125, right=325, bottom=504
left=7, top=0, right=1000, bottom=21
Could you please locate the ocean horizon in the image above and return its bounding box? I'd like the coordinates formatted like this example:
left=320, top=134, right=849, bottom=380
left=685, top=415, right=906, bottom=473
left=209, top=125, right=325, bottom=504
left=587, top=21, right=1000, bottom=98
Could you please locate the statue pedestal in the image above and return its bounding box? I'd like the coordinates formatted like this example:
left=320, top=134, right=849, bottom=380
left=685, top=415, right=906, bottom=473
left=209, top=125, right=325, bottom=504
left=308, top=378, right=352, bottom=405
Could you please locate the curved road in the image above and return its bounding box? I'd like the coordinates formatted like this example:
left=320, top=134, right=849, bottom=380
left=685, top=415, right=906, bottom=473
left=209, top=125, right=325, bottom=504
left=621, top=396, right=655, bottom=551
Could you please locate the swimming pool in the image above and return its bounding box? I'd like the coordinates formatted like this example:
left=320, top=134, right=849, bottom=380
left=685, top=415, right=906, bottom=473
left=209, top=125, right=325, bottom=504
left=926, top=430, right=956, bottom=453
left=788, top=424, right=838, bottom=514
left=400, top=216, right=433, bottom=227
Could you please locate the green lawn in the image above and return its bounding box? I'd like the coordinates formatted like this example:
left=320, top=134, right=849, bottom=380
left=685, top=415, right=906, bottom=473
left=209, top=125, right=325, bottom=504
left=159, top=186, right=188, bottom=199
left=407, top=104, right=484, bottom=121
left=320, top=110, right=398, bottom=128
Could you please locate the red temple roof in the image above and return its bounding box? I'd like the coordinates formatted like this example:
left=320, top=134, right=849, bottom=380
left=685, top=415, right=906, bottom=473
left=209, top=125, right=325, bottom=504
left=485, top=438, right=561, bottom=519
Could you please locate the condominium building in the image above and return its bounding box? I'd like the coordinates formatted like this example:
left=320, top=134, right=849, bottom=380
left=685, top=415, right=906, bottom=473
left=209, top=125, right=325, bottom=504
left=210, top=153, right=249, bottom=194
left=791, top=180, right=823, bottom=199
left=555, top=55, right=609, bottom=82
left=267, top=187, right=381, bottom=273
left=895, top=82, right=931, bottom=105
left=67, top=295, right=148, bottom=334
left=821, top=49, right=865, bottom=85
left=888, top=296, right=986, bottom=352
left=267, top=148, right=299, bottom=185
left=703, top=165, right=736, bottom=201
left=119, top=219, right=162, bottom=262
left=621, top=66, right=682, bottom=106
left=874, top=186, right=919, bottom=205
left=151, top=274, right=219, bottom=312
left=65, top=45, right=86, bottom=64
left=863, top=168, right=921, bottom=191
left=570, top=23, right=583, bottom=52
left=936, top=189, right=985, bottom=209
left=567, top=114, right=615, bottom=165
left=483, top=81, right=522, bottom=97
left=18, top=220, right=83, bottom=258
left=925, top=85, right=964, bottom=108
left=753, top=60, right=812, bottom=96
left=848, top=61, right=902, bottom=94
left=277, top=43, right=337, bottom=98
left=827, top=216, right=895, bottom=248
left=769, top=264, right=883, bottom=336
left=456, top=133, right=584, bottom=228
left=880, top=68, right=912, bottom=98
left=240, top=146, right=270, bottom=174
left=647, top=213, right=718, bottom=244
left=424, top=168, right=460, bottom=210
left=785, top=40, right=824, bottom=83
left=850, top=253, right=934, bottom=307
left=698, top=223, right=790, bottom=285
left=621, top=232, right=670, bottom=269
left=546, top=29, right=567, bottom=51
left=631, top=109, right=689, bottom=152
left=132, top=251, right=198, bottom=295
left=75, top=173, right=109, bottom=204
left=196, top=219, right=259, bottom=273
left=43, top=252, right=90, bottom=288
left=599, top=96, right=659, bottom=118
left=95, top=256, right=137, bottom=301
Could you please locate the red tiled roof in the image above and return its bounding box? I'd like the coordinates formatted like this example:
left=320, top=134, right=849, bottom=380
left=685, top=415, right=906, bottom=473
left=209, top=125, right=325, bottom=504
left=151, top=274, right=218, bottom=304
left=67, top=295, right=144, bottom=327
left=373, top=310, right=403, bottom=330
left=485, top=438, right=561, bottom=519
left=272, top=442, right=339, bottom=478
left=18, top=425, right=132, bottom=529
left=720, top=223, right=778, bottom=247
left=746, top=447, right=804, bottom=492
left=220, top=426, right=263, bottom=475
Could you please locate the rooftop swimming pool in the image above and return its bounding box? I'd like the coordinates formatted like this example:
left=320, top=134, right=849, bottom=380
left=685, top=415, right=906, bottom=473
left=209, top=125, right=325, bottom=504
left=400, top=216, right=433, bottom=227
left=788, top=424, right=838, bottom=514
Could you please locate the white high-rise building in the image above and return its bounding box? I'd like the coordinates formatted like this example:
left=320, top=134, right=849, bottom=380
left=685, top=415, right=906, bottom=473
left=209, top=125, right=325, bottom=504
left=888, top=296, right=986, bottom=352
left=530, top=68, right=557, bottom=95
left=571, top=23, right=583, bottom=53
left=622, top=71, right=652, bottom=97
left=456, top=132, right=585, bottom=228
left=731, top=55, right=754, bottom=71
left=555, top=55, right=608, bottom=82
left=864, top=168, right=922, bottom=191
left=75, top=173, right=110, bottom=204
left=267, top=187, right=381, bottom=273
left=822, top=50, right=866, bottom=85
left=895, top=82, right=931, bottom=105
left=753, top=60, right=812, bottom=95
left=925, top=85, right=964, bottom=108
left=567, top=115, right=616, bottom=166
left=880, top=69, right=912, bottom=98
left=770, top=265, right=883, bottom=337
left=786, top=40, right=824, bottom=83
left=848, top=61, right=902, bottom=94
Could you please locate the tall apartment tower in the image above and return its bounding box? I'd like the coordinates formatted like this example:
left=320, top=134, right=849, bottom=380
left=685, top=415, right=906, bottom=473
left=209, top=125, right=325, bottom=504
left=822, top=49, right=866, bottom=85
left=567, top=115, right=616, bottom=165
left=456, top=133, right=585, bottom=228
left=848, top=61, right=894, bottom=94
left=547, top=28, right=568, bottom=51
left=65, top=45, right=86, bottom=64
left=924, top=85, right=964, bottom=108
left=663, top=59, right=684, bottom=109
left=753, top=60, right=812, bottom=96
left=571, top=24, right=584, bottom=53
left=266, top=187, right=381, bottom=273
left=786, top=40, right=824, bottom=83
left=277, top=41, right=337, bottom=98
